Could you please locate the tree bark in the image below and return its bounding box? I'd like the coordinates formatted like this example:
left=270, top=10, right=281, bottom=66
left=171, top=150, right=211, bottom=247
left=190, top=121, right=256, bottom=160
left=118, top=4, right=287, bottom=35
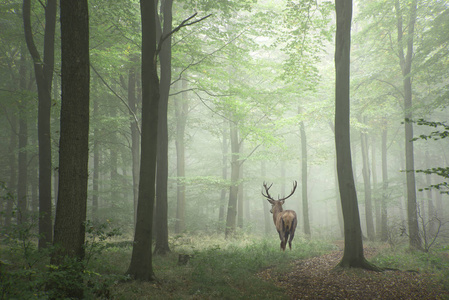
left=395, top=0, right=422, bottom=250
left=334, top=0, right=375, bottom=269
left=23, top=0, right=56, bottom=248
left=52, top=0, right=90, bottom=265
left=126, top=0, right=159, bottom=281
left=154, top=0, right=173, bottom=256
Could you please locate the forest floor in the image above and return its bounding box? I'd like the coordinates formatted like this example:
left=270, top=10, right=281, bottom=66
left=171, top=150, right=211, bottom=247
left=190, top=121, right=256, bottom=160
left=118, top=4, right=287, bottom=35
left=257, top=243, right=449, bottom=299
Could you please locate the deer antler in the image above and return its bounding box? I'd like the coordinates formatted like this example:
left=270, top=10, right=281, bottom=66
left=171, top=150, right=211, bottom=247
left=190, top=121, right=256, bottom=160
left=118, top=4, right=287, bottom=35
left=261, top=182, right=274, bottom=200
left=278, top=181, right=297, bottom=201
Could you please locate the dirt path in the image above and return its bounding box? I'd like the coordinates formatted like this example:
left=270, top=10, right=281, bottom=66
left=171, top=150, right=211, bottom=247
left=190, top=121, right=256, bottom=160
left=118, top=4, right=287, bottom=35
left=258, top=248, right=449, bottom=299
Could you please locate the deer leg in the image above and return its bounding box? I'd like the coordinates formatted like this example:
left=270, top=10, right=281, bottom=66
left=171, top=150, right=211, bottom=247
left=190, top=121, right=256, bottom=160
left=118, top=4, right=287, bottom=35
left=288, top=218, right=297, bottom=250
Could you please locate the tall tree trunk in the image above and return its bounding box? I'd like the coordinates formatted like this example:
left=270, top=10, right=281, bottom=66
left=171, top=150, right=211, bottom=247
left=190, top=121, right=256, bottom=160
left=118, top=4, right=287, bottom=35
left=335, top=0, right=374, bottom=269
left=300, top=119, right=311, bottom=236
left=17, top=47, right=28, bottom=222
left=262, top=160, right=271, bottom=235
left=175, top=76, right=188, bottom=233
left=92, top=97, right=100, bottom=223
left=360, top=128, right=375, bottom=240
left=128, top=61, right=140, bottom=228
left=218, top=120, right=228, bottom=230
left=395, top=0, right=422, bottom=250
left=126, top=0, right=159, bottom=281
left=6, top=113, right=17, bottom=227
left=154, top=0, right=173, bottom=255
left=225, top=119, right=240, bottom=238
left=237, top=142, right=244, bottom=229
left=381, top=125, right=388, bottom=241
left=372, top=135, right=381, bottom=238
left=23, top=0, right=56, bottom=248
left=425, top=151, right=436, bottom=235
left=52, top=0, right=90, bottom=266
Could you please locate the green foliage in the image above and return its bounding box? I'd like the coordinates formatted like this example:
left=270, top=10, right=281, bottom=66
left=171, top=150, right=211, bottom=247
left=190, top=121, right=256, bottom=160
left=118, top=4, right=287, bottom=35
left=0, top=217, right=127, bottom=299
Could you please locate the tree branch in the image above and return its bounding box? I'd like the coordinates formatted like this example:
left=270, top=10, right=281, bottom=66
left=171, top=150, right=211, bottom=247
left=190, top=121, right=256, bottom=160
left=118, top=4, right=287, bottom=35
left=90, top=64, right=141, bottom=135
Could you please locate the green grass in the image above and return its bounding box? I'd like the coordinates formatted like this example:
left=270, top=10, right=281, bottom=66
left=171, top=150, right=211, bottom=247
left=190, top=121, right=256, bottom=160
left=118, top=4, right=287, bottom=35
left=108, top=234, right=334, bottom=299
left=372, top=244, right=449, bottom=290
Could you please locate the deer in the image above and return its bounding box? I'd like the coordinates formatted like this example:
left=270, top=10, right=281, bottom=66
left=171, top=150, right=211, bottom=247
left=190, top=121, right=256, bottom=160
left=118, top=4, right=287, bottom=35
left=262, top=181, right=298, bottom=251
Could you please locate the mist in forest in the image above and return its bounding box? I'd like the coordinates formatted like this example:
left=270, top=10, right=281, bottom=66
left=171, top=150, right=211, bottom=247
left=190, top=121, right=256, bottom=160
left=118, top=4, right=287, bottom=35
left=1, top=0, right=448, bottom=298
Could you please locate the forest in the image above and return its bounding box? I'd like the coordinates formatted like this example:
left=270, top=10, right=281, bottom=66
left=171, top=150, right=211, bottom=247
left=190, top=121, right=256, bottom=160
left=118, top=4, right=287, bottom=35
left=1, top=0, right=449, bottom=299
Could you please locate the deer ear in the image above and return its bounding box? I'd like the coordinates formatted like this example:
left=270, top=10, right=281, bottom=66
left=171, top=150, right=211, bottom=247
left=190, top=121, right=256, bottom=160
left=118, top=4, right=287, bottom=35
left=280, top=200, right=285, bottom=205
left=267, top=199, right=275, bottom=205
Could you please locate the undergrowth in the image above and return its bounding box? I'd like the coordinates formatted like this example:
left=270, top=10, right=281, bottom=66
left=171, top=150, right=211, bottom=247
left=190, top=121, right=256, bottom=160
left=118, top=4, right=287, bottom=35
left=111, top=234, right=334, bottom=299
left=372, top=243, right=449, bottom=290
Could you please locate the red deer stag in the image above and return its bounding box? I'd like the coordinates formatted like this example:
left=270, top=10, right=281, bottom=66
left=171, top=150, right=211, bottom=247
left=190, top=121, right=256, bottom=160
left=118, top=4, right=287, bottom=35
left=262, top=181, right=298, bottom=251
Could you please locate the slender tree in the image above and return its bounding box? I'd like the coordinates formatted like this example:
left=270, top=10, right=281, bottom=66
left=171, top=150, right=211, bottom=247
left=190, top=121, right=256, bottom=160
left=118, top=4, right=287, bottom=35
left=334, top=0, right=377, bottom=270
left=126, top=0, right=159, bottom=281
left=23, top=0, right=56, bottom=248
left=175, top=77, right=188, bottom=234
left=300, top=118, right=310, bottom=236
left=394, top=0, right=422, bottom=250
left=154, top=0, right=173, bottom=255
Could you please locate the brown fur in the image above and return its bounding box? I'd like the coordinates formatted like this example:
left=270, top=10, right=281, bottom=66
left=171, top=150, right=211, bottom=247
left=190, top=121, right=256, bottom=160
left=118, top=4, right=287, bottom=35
left=263, top=182, right=298, bottom=251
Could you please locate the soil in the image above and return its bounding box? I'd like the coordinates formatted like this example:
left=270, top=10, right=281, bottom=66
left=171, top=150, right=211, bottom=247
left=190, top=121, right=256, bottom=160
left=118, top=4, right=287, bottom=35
left=258, top=246, right=449, bottom=299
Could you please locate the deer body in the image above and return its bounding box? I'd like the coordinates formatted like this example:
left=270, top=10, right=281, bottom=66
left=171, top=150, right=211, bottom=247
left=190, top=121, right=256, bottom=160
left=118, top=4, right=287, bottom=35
left=263, top=182, right=298, bottom=251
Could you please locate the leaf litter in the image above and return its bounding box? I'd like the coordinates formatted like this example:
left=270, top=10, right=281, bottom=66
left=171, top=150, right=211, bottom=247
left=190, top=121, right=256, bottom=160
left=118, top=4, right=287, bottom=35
left=257, top=247, right=449, bottom=299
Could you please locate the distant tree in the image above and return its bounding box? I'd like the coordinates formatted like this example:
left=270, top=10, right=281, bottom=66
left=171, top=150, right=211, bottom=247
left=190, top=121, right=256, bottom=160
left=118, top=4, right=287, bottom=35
left=334, top=0, right=377, bottom=270
left=23, top=0, right=56, bottom=248
left=394, top=0, right=422, bottom=251
left=52, top=0, right=90, bottom=265
left=126, top=0, right=159, bottom=281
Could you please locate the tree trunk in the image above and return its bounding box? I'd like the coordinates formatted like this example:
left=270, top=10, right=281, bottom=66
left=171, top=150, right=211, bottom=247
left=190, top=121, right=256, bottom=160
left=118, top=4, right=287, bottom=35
left=262, top=160, right=271, bottom=235
left=300, top=119, right=311, bottom=236
left=425, top=151, right=436, bottom=235
left=92, top=97, right=100, bottom=223
left=154, top=0, right=173, bottom=255
left=6, top=112, right=17, bottom=227
left=128, top=61, right=140, bottom=228
left=381, top=125, right=388, bottom=242
left=225, top=119, right=240, bottom=238
left=175, top=76, right=188, bottom=234
left=52, top=0, right=90, bottom=267
left=23, top=0, right=56, bottom=248
left=126, top=0, right=159, bottom=281
left=334, top=0, right=375, bottom=269
left=372, top=135, right=381, bottom=238
left=237, top=142, right=244, bottom=229
left=395, top=0, right=422, bottom=250
left=218, top=120, right=228, bottom=230
left=17, top=48, right=28, bottom=222
left=360, top=128, right=375, bottom=241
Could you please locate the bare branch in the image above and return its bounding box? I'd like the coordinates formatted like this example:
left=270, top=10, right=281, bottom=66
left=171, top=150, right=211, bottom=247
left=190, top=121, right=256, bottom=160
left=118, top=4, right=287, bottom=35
left=90, top=64, right=141, bottom=135
left=156, top=12, right=212, bottom=56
